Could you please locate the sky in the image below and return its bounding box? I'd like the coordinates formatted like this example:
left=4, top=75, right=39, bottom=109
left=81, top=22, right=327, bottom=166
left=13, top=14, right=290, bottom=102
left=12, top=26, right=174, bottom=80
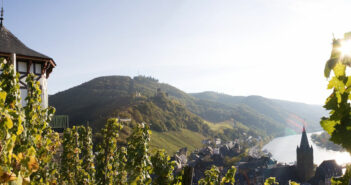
left=3, top=0, right=351, bottom=105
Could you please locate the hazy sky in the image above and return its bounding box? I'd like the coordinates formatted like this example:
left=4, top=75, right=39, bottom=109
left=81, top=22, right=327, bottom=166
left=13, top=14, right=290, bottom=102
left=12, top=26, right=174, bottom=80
left=3, top=0, right=351, bottom=104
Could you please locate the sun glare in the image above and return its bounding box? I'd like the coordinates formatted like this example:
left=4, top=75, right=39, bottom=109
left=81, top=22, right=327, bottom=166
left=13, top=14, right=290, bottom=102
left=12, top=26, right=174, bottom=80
left=339, top=40, right=351, bottom=57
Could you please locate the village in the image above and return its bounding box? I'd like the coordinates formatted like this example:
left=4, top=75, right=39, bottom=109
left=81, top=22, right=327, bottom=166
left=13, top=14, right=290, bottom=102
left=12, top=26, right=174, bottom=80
left=171, top=128, right=344, bottom=185
left=1, top=1, right=351, bottom=184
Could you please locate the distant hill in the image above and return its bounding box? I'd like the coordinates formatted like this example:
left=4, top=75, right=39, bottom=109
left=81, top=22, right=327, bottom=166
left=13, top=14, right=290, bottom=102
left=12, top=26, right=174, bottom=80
left=49, top=76, right=326, bottom=147
left=190, top=92, right=327, bottom=134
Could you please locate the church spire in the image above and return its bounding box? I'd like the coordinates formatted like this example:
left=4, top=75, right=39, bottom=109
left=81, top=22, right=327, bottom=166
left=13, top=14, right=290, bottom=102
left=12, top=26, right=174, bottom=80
left=299, top=126, right=310, bottom=148
left=0, top=0, right=4, bottom=27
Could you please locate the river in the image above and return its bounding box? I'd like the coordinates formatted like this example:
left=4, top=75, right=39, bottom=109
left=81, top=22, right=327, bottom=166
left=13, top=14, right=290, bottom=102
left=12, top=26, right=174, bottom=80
left=262, top=131, right=351, bottom=166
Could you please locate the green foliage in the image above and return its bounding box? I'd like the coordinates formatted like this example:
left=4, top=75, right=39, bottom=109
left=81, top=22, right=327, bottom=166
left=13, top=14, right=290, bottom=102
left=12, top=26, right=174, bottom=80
left=126, top=123, right=152, bottom=185
left=0, top=58, right=61, bottom=184
left=331, top=164, right=351, bottom=185
left=198, top=165, right=220, bottom=185
left=77, top=126, right=95, bottom=185
left=288, top=181, right=300, bottom=185
left=25, top=74, right=60, bottom=185
left=151, top=149, right=176, bottom=185
left=198, top=165, right=236, bottom=185
left=95, top=118, right=124, bottom=185
left=0, top=59, right=250, bottom=185
left=323, top=33, right=351, bottom=185
left=220, top=166, right=236, bottom=185
left=0, top=58, right=60, bottom=184
left=134, top=92, right=209, bottom=133
left=60, top=127, right=84, bottom=185
left=0, top=58, right=27, bottom=183
left=116, top=146, right=128, bottom=185
left=322, top=33, right=351, bottom=154
left=264, top=177, right=279, bottom=185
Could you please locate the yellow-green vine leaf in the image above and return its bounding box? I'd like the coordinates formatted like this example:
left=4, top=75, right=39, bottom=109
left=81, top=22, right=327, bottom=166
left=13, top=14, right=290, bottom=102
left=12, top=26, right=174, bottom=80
left=320, top=118, right=338, bottom=135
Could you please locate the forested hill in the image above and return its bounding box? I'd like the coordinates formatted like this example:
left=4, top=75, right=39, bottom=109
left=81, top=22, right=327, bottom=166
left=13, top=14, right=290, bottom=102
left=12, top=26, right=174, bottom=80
left=190, top=92, right=327, bottom=134
left=49, top=76, right=326, bottom=138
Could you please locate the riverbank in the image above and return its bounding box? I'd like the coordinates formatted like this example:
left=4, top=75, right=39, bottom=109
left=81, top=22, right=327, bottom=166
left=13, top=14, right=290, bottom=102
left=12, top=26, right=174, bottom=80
left=262, top=131, right=351, bottom=165
left=311, top=132, right=345, bottom=152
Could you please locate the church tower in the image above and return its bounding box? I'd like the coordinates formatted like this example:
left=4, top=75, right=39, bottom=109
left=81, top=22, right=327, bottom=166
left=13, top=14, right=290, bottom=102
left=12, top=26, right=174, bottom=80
left=296, top=126, right=315, bottom=182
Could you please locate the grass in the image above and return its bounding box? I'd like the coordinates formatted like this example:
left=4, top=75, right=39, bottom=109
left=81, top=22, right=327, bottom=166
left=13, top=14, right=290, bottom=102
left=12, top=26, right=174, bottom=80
left=204, top=120, right=235, bottom=133
left=150, top=129, right=206, bottom=155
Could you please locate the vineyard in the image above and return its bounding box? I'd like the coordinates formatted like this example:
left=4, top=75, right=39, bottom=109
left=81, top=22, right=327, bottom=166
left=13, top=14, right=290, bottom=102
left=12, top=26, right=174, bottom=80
left=2, top=40, right=351, bottom=184
left=0, top=58, right=239, bottom=185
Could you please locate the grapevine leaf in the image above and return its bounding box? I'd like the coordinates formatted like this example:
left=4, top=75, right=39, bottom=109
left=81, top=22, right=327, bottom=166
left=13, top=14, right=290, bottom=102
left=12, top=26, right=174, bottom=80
left=0, top=91, right=6, bottom=102
left=333, top=62, right=346, bottom=77
left=328, top=77, right=345, bottom=92
left=16, top=123, right=23, bottom=135
left=325, top=58, right=337, bottom=78
left=320, top=118, right=337, bottom=135
left=5, top=116, right=13, bottom=129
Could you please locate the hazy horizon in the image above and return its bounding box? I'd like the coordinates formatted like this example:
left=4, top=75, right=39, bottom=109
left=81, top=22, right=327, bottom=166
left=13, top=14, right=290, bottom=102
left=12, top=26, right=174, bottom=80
left=4, top=0, right=351, bottom=104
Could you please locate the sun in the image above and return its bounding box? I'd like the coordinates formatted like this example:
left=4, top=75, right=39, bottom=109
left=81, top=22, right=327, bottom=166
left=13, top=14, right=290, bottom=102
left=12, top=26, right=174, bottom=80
left=338, top=39, right=351, bottom=58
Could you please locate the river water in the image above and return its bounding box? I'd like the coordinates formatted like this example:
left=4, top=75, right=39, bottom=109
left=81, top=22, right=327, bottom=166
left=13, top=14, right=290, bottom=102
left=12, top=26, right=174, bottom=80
left=262, top=131, right=351, bottom=166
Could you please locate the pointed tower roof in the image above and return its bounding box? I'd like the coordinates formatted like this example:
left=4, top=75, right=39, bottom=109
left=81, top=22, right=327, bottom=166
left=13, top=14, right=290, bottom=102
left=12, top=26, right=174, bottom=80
left=0, top=26, right=54, bottom=62
left=0, top=3, right=53, bottom=61
left=299, top=126, right=310, bottom=148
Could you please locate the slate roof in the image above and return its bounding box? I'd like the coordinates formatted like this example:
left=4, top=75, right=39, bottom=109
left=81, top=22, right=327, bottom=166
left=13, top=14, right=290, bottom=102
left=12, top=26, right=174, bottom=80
left=315, top=160, right=342, bottom=178
left=0, top=25, right=53, bottom=61
left=266, top=166, right=299, bottom=185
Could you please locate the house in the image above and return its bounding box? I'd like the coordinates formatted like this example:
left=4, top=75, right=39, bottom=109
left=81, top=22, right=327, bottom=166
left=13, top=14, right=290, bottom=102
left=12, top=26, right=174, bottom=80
left=310, top=160, right=342, bottom=185
left=0, top=9, right=68, bottom=131
left=0, top=11, right=55, bottom=108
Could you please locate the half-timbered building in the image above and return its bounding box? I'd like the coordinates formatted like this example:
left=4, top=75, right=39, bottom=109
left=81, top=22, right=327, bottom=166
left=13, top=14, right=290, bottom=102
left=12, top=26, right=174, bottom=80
left=0, top=11, right=55, bottom=108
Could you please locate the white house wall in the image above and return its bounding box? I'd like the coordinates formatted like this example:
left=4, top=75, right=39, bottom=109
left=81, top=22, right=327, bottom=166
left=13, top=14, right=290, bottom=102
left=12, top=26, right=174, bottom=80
left=0, top=58, right=48, bottom=108
left=20, top=89, right=27, bottom=107
left=18, top=61, right=26, bottom=72
left=39, top=75, right=48, bottom=108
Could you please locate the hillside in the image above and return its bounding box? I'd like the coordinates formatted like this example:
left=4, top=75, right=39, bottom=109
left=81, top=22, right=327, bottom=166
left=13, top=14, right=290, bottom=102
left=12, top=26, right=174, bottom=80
left=49, top=76, right=326, bottom=152
left=191, top=92, right=327, bottom=134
